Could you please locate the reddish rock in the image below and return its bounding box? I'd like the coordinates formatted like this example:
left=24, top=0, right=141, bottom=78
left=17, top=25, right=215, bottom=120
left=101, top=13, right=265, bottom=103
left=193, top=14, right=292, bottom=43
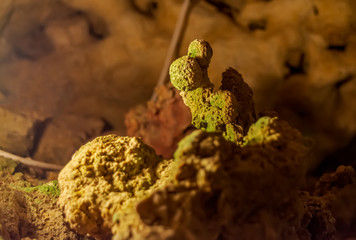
left=125, top=84, right=191, bottom=158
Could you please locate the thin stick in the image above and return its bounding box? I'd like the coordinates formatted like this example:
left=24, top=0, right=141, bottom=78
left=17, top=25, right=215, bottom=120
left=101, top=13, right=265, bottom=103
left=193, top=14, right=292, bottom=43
left=0, top=149, right=64, bottom=171
left=151, top=0, right=200, bottom=101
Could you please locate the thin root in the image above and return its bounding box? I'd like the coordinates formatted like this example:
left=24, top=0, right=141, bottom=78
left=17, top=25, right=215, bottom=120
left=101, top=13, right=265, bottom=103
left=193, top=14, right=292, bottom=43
left=0, top=149, right=64, bottom=171
left=151, top=0, right=200, bottom=101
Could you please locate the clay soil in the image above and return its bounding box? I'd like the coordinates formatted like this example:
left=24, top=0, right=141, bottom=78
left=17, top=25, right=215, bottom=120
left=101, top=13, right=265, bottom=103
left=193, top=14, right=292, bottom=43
left=0, top=159, right=93, bottom=240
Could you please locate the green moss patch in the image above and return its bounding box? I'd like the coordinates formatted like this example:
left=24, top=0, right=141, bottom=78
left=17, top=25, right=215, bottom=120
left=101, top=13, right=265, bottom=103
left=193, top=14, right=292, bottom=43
left=15, top=180, right=60, bottom=198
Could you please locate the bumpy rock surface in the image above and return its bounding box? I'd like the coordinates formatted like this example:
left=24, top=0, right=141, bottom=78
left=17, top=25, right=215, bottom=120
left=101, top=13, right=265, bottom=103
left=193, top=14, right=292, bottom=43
left=57, top=135, right=171, bottom=239
left=169, top=39, right=256, bottom=143
left=124, top=115, right=309, bottom=239
left=59, top=118, right=312, bottom=239
left=58, top=39, right=356, bottom=240
left=298, top=166, right=356, bottom=240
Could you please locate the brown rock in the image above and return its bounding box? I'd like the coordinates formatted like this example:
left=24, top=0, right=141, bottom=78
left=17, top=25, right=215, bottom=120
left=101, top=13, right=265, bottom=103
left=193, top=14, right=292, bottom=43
left=298, top=194, right=336, bottom=240
left=220, top=68, right=256, bottom=132
left=333, top=182, right=356, bottom=237
left=298, top=165, right=356, bottom=239
left=125, top=84, right=192, bottom=158
left=134, top=122, right=309, bottom=240
left=0, top=107, right=40, bottom=156
left=314, top=165, right=356, bottom=196
left=57, top=135, right=168, bottom=240
left=32, top=114, right=105, bottom=165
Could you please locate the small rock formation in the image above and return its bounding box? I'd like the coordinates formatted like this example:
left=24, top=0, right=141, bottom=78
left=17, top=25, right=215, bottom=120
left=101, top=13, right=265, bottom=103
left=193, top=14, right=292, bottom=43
left=132, top=115, right=309, bottom=239
left=169, top=39, right=256, bottom=143
left=57, top=39, right=356, bottom=240
left=57, top=135, right=172, bottom=239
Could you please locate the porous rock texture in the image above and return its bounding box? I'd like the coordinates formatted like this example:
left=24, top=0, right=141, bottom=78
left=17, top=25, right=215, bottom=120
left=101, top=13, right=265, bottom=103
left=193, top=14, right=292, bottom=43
left=298, top=165, right=356, bottom=240
left=58, top=121, right=356, bottom=240
left=57, top=116, right=316, bottom=239
left=57, top=135, right=172, bottom=239
left=56, top=38, right=356, bottom=240
left=60, top=54, right=315, bottom=238
left=169, top=39, right=256, bottom=143
left=134, top=123, right=308, bottom=240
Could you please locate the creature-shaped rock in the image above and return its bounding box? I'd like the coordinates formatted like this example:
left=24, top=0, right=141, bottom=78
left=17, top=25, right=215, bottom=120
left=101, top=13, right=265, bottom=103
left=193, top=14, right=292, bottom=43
left=169, top=39, right=256, bottom=143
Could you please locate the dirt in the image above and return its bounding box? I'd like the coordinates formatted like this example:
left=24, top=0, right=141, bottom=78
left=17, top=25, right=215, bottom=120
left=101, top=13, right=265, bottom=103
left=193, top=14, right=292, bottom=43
left=0, top=158, right=92, bottom=240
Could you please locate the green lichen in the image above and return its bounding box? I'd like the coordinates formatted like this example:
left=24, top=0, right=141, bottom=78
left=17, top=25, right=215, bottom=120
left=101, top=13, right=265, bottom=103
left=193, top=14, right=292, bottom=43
left=174, top=130, right=202, bottom=160
left=169, top=56, right=203, bottom=92
left=187, top=39, right=213, bottom=68
left=169, top=39, right=250, bottom=143
left=242, top=116, right=308, bottom=154
left=17, top=180, right=60, bottom=198
left=243, top=116, right=280, bottom=146
left=224, top=123, right=243, bottom=143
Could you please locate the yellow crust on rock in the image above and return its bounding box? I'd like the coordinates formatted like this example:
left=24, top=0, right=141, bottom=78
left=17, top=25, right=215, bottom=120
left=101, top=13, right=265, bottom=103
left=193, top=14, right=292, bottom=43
left=57, top=134, right=165, bottom=239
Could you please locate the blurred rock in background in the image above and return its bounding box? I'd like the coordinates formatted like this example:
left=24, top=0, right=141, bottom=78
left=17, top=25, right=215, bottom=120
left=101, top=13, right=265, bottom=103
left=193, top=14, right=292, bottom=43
left=125, top=84, right=192, bottom=159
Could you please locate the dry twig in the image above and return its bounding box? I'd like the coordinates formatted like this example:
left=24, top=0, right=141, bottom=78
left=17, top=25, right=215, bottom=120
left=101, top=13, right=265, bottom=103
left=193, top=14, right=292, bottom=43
left=151, top=0, right=200, bottom=101
left=0, top=149, right=64, bottom=171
